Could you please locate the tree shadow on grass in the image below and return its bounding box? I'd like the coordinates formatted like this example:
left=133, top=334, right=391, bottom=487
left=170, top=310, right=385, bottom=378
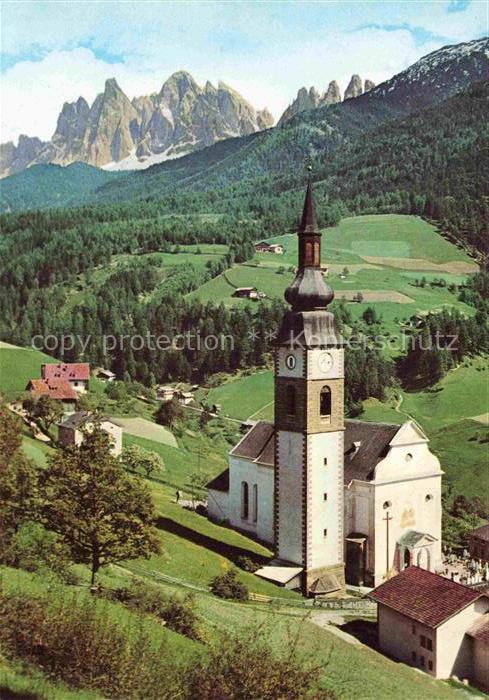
left=0, top=689, right=39, bottom=699
left=155, top=516, right=270, bottom=569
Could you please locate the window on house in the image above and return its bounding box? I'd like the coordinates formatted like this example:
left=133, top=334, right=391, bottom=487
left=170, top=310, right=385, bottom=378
left=426, top=638, right=433, bottom=651
left=252, top=484, right=258, bottom=523
left=324, top=457, right=328, bottom=466
left=241, top=482, right=249, bottom=520
left=428, top=660, right=433, bottom=671
left=286, top=385, right=296, bottom=416
left=420, top=656, right=425, bottom=668
left=324, top=493, right=328, bottom=501
left=425, top=494, right=433, bottom=502
left=320, top=386, right=331, bottom=417
left=420, top=635, right=426, bottom=648
left=323, top=529, right=328, bottom=537
left=411, top=651, right=416, bottom=663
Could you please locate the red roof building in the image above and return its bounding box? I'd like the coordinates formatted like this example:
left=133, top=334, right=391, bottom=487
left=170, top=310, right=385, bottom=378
left=41, top=363, right=90, bottom=392
left=27, top=378, right=78, bottom=402
left=41, top=363, right=90, bottom=381
left=369, top=565, right=483, bottom=628
left=369, top=566, right=489, bottom=686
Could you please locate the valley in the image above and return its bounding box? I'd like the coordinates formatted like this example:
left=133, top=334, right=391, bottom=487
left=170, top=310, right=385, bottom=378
left=1, top=28, right=488, bottom=699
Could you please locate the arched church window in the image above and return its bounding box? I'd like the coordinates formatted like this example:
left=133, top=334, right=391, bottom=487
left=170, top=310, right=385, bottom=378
left=241, top=481, right=249, bottom=520
left=405, top=453, right=413, bottom=461
left=320, top=386, right=331, bottom=418
left=286, top=385, right=296, bottom=416
left=252, top=484, right=258, bottom=522
left=425, top=494, right=433, bottom=502
left=383, top=500, right=392, bottom=509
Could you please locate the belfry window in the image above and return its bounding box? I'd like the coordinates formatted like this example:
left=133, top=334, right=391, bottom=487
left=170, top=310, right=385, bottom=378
left=305, top=241, right=313, bottom=265
left=320, top=386, right=331, bottom=418
left=241, top=481, right=249, bottom=520
left=286, top=385, right=296, bottom=416
left=314, top=241, right=320, bottom=266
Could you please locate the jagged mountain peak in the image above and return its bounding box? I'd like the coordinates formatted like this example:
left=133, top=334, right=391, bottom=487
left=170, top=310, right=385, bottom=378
left=0, top=70, right=273, bottom=176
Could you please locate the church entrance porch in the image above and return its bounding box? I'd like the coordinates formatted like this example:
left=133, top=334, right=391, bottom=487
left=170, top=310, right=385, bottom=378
left=396, top=530, right=437, bottom=573
left=345, top=533, right=368, bottom=586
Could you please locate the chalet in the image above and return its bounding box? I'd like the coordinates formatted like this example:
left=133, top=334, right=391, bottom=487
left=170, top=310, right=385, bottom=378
left=41, top=363, right=90, bottom=393
left=254, top=241, right=283, bottom=254
left=94, top=368, right=116, bottom=382
left=26, top=379, right=77, bottom=412
left=232, top=287, right=259, bottom=299
left=177, top=391, right=194, bottom=406
left=157, top=385, right=177, bottom=402
left=468, top=523, right=489, bottom=564
left=58, top=411, right=123, bottom=456
left=369, top=566, right=489, bottom=689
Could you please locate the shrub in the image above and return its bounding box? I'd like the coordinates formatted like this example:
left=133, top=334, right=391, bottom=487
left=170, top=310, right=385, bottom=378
left=235, top=555, right=259, bottom=572
left=185, top=626, right=330, bottom=699
left=210, top=569, right=249, bottom=600
left=6, top=522, right=74, bottom=581
left=105, top=580, right=202, bottom=640
left=0, top=590, right=182, bottom=698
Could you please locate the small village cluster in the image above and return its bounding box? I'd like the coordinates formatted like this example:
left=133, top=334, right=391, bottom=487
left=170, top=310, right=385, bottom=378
left=23, top=362, right=123, bottom=456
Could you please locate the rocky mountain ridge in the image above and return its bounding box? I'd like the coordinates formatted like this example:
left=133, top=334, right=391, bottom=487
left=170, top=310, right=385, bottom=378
left=277, top=75, right=375, bottom=126
left=0, top=72, right=274, bottom=178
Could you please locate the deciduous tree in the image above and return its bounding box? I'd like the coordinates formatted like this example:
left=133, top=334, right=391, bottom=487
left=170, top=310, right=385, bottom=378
left=39, top=427, right=161, bottom=584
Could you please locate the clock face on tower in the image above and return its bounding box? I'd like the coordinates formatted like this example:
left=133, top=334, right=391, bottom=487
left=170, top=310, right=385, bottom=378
left=317, top=351, right=334, bottom=374
left=285, top=353, right=297, bottom=370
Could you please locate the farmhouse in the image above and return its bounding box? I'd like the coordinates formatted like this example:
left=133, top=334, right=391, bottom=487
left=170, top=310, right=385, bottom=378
left=232, top=286, right=259, bottom=299
left=207, top=181, right=443, bottom=595
left=369, top=566, right=489, bottom=689
left=468, top=523, right=489, bottom=564
left=255, top=241, right=283, bottom=254
left=157, top=385, right=177, bottom=402
left=26, top=379, right=78, bottom=412
left=94, top=367, right=116, bottom=382
left=41, top=363, right=90, bottom=392
left=177, top=391, right=194, bottom=405
left=58, top=411, right=123, bottom=456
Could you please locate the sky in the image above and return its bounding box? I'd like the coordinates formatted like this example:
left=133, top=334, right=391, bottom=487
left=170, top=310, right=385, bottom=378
left=1, top=0, right=488, bottom=144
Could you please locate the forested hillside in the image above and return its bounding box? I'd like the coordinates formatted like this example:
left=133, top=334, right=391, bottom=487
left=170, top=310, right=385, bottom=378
left=2, top=83, right=487, bottom=255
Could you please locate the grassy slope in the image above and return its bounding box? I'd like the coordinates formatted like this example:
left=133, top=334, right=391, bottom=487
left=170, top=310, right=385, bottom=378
left=122, top=431, right=228, bottom=491
left=187, top=216, right=476, bottom=340
left=430, top=419, right=489, bottom=503
left=264, top=215, right=471, bottom=265
left=0, top=563, right=468, bottom=700
left=0, top=346, right=57, bottom=399
left=206, top=371, right=274, bottom=420
left=0, top=344, right=106, bottom=400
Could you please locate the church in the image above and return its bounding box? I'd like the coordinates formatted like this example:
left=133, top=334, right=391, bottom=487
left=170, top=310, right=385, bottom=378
left=207, top=181, right=443, bottom=596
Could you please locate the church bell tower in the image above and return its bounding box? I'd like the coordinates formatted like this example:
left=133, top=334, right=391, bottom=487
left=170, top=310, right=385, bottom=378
left=274, top=177, right=345, bottom=596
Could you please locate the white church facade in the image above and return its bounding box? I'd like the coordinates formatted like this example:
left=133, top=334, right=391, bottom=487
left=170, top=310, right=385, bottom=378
left=207, top=181, right=443, bottom=595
